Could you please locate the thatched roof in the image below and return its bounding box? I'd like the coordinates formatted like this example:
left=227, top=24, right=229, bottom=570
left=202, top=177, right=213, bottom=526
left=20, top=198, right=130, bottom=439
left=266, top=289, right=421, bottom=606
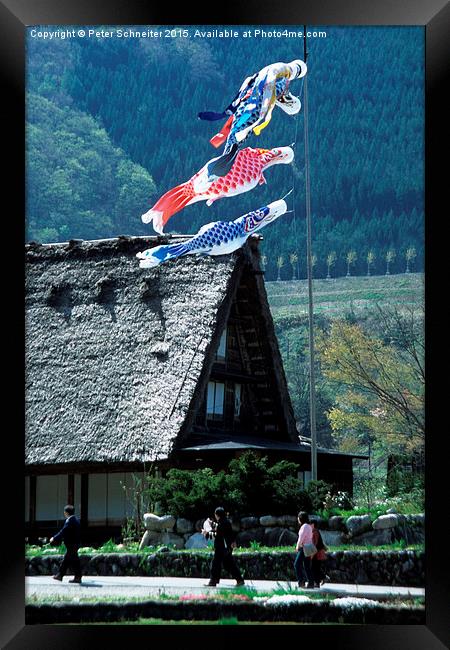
left=25, top=235, right=298, bottom=468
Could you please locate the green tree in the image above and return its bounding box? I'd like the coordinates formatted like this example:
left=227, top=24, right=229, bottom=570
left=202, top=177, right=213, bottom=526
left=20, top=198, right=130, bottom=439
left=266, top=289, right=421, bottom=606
left=317, top=316, right=424, bottom=458
left=289, top=252, right=298, bottom=281
left=276, top=255, right=284, bottom=282
left=326, top=251, right=337, bottom=279
left=366, top=250, right=376, bottom=276
left=404, top=246, right=417, bottom=273
left=385, top=249, right=396, bottom=275
left=345, top=250, right=357, bottom=277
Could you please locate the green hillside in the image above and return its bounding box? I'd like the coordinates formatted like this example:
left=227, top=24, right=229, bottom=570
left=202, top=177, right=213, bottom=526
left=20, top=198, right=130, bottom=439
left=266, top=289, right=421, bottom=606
left=265, top=272, right=424, bottom=443
left=265, top=272, right=424, bottom=323
left=26, top=26, right=424, bottom=279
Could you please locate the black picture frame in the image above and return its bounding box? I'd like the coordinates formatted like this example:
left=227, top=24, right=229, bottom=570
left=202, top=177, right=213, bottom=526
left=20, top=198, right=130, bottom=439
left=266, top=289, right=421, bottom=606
left=2, top=0, right=448, bottom=647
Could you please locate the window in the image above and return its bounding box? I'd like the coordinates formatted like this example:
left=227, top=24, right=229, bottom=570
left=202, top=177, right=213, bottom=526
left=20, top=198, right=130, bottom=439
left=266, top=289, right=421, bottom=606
left=88, top=474, right=107, bottom=524
left=88, top=472, right=146, bottom=525
left=234, top=383, right=242, bottom=418
left=35, top=475, right=68, bottom=521
left=215, top=327, right=227, bottom=362
left=207, top=381, right=225, bottom=419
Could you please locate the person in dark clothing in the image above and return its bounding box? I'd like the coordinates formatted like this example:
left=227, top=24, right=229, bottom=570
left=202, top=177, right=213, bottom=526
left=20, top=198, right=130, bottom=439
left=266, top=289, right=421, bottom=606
left=203, top=507, right=244, bottom=587
left=50, top=505, right=82, bottom=583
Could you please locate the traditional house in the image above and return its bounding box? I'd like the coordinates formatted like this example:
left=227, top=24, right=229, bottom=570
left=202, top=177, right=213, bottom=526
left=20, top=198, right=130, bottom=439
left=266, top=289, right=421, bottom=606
left=25, top=234, right=365, bottom=543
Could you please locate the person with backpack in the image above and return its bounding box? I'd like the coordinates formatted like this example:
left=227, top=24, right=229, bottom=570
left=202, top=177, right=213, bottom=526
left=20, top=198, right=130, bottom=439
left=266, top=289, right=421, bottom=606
left=203, top=507, right=245, bottom=587
left=310, top=519, right=330, bottom=588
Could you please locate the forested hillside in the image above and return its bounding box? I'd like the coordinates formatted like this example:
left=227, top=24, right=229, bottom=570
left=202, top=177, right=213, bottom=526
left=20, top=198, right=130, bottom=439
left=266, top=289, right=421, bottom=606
left=26, top=26, right=424, bottom=279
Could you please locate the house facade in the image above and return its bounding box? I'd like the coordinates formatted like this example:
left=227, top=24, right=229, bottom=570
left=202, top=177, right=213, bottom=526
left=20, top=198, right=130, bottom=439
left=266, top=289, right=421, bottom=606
left=25, top=235, right=365, bottom=543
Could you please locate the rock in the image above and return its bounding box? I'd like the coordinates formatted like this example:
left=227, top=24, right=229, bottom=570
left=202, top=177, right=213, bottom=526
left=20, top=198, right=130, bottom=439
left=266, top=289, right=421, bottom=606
left=259, top=515, right=278, bottom=527
left=386, top=508, right=398, bottom=514
left=309, top=516, right=327, bottom=529
left=320, top=530, right=344, bottom=546
left=263, top=527, right=296, bottom=547
left=328, top=516, right=345, bottom=531
left=139, top=531, right=151, bottom=550
left=230, top=519, right=241, bottom=533
left=277, top=515, right=297, bottom=528
left=139, top=530, right=164, bottom=549
left=278, top=529, right=298, bottom=547
left=161, top=532, right=185, bottom=549
left=156, top=546, right=170, bottom=553
left=143, top=513, right=176, bottom=531
left=345, top=515, right=372, bottom=537
left=175, top=518, right=194, bottom=534
left=185, top=532, right=213, bottom=549
left=241, top=517, right=259, bottom=530
left=352, top=529, right=393, bottom=545
left=236, top=527, right=266, bottom=547
left=372, top=514, right=399, bottom=530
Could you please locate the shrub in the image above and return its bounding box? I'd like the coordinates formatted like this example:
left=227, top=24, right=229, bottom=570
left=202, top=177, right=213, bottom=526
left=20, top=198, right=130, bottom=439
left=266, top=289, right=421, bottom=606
left=323, top=490, right=354, bottom=512
left=271, top=475, right=312, bottom=514
left=306, top=480, right=333, bottom=512
left=146, top=467, right=227, bottom=520
left=144, top=452, right=309, bottom=519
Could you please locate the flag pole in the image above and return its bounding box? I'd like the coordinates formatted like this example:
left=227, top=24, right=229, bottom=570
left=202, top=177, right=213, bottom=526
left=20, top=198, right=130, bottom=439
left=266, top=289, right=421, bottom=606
left=303, top=26, right=318, bottom=481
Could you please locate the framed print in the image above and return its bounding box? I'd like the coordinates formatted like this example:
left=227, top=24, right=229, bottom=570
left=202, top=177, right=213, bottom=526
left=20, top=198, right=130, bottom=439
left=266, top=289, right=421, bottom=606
left=1, top=0, right=448, bottom=647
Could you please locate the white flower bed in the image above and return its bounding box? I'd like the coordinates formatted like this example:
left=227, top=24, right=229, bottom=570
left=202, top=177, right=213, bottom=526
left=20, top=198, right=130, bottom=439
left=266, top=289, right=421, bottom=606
left=330, top=597, right=379, bottom=608
left=261, top=595, right=312, bottom=607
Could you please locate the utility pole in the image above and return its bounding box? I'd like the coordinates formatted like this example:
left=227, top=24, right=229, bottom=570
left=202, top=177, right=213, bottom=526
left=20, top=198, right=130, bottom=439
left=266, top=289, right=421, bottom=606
left=303, top=26, right=318, bottom=481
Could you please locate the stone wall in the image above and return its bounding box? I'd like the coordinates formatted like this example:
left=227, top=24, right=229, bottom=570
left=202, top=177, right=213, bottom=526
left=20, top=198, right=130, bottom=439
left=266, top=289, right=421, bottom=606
left=25, top=549, right=424, bottom=587
left=26, top=599, right=425, bottom=625
left=139, top=512, right=425, bottom=550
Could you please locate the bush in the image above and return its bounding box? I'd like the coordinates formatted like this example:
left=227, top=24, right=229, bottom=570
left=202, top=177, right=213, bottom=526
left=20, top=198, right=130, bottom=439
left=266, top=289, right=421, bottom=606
left=146, top=468, right=227, bottom=520
left=144, top=452, right=310, bottom=519
left=306, top=480, right=333, bottom=512
left=271, top=475, right=313, bottom=515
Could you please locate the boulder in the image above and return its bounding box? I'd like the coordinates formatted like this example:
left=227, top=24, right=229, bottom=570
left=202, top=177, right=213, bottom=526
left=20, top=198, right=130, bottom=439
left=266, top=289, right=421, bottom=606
left=241, top=517, right=259, bottom=530
left=175, top=518, right=194, bottom=534
left=259, top=515, right=279, bottom=527
left=263, top=527, right=297, bottom=547
left=328, top=516, right=345, bottom=531
left=278, top=515, right=298, bottom=528
left=185, top=533, right=213, bottom=549
left=161, top=532, right=185, bottom=549
left=372, top=514, right=399, bottom=530
left=320, top=530, right=344, bottom=546
left=414, top=513, right=425, bottom=526
left=236, top=527, right=266, bottom=547
left=230, top=519, right=241, bottom=533
left=309, top=516, right=327, bottom=529
left=345, top=515, right=372, bottom=537
left=277, top=528, right=298, bottom=547
left=143, top=513, right=176, bottom=531
left=139, top=530, right=163, bottom=549
left=352, top=528, right=393, bottom=546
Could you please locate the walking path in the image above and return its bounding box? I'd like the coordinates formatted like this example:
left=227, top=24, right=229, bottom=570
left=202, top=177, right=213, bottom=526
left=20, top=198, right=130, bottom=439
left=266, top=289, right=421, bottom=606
left=25, top=576, right=424, bottom=601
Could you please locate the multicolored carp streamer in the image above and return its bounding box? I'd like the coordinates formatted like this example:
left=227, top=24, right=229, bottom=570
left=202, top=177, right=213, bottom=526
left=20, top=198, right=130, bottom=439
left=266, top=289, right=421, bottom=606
left=199, top=59, right=307, bottom=179
left=137, top=199, right=288, bottom=268
left=141, top=146, right=294, bottom=234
